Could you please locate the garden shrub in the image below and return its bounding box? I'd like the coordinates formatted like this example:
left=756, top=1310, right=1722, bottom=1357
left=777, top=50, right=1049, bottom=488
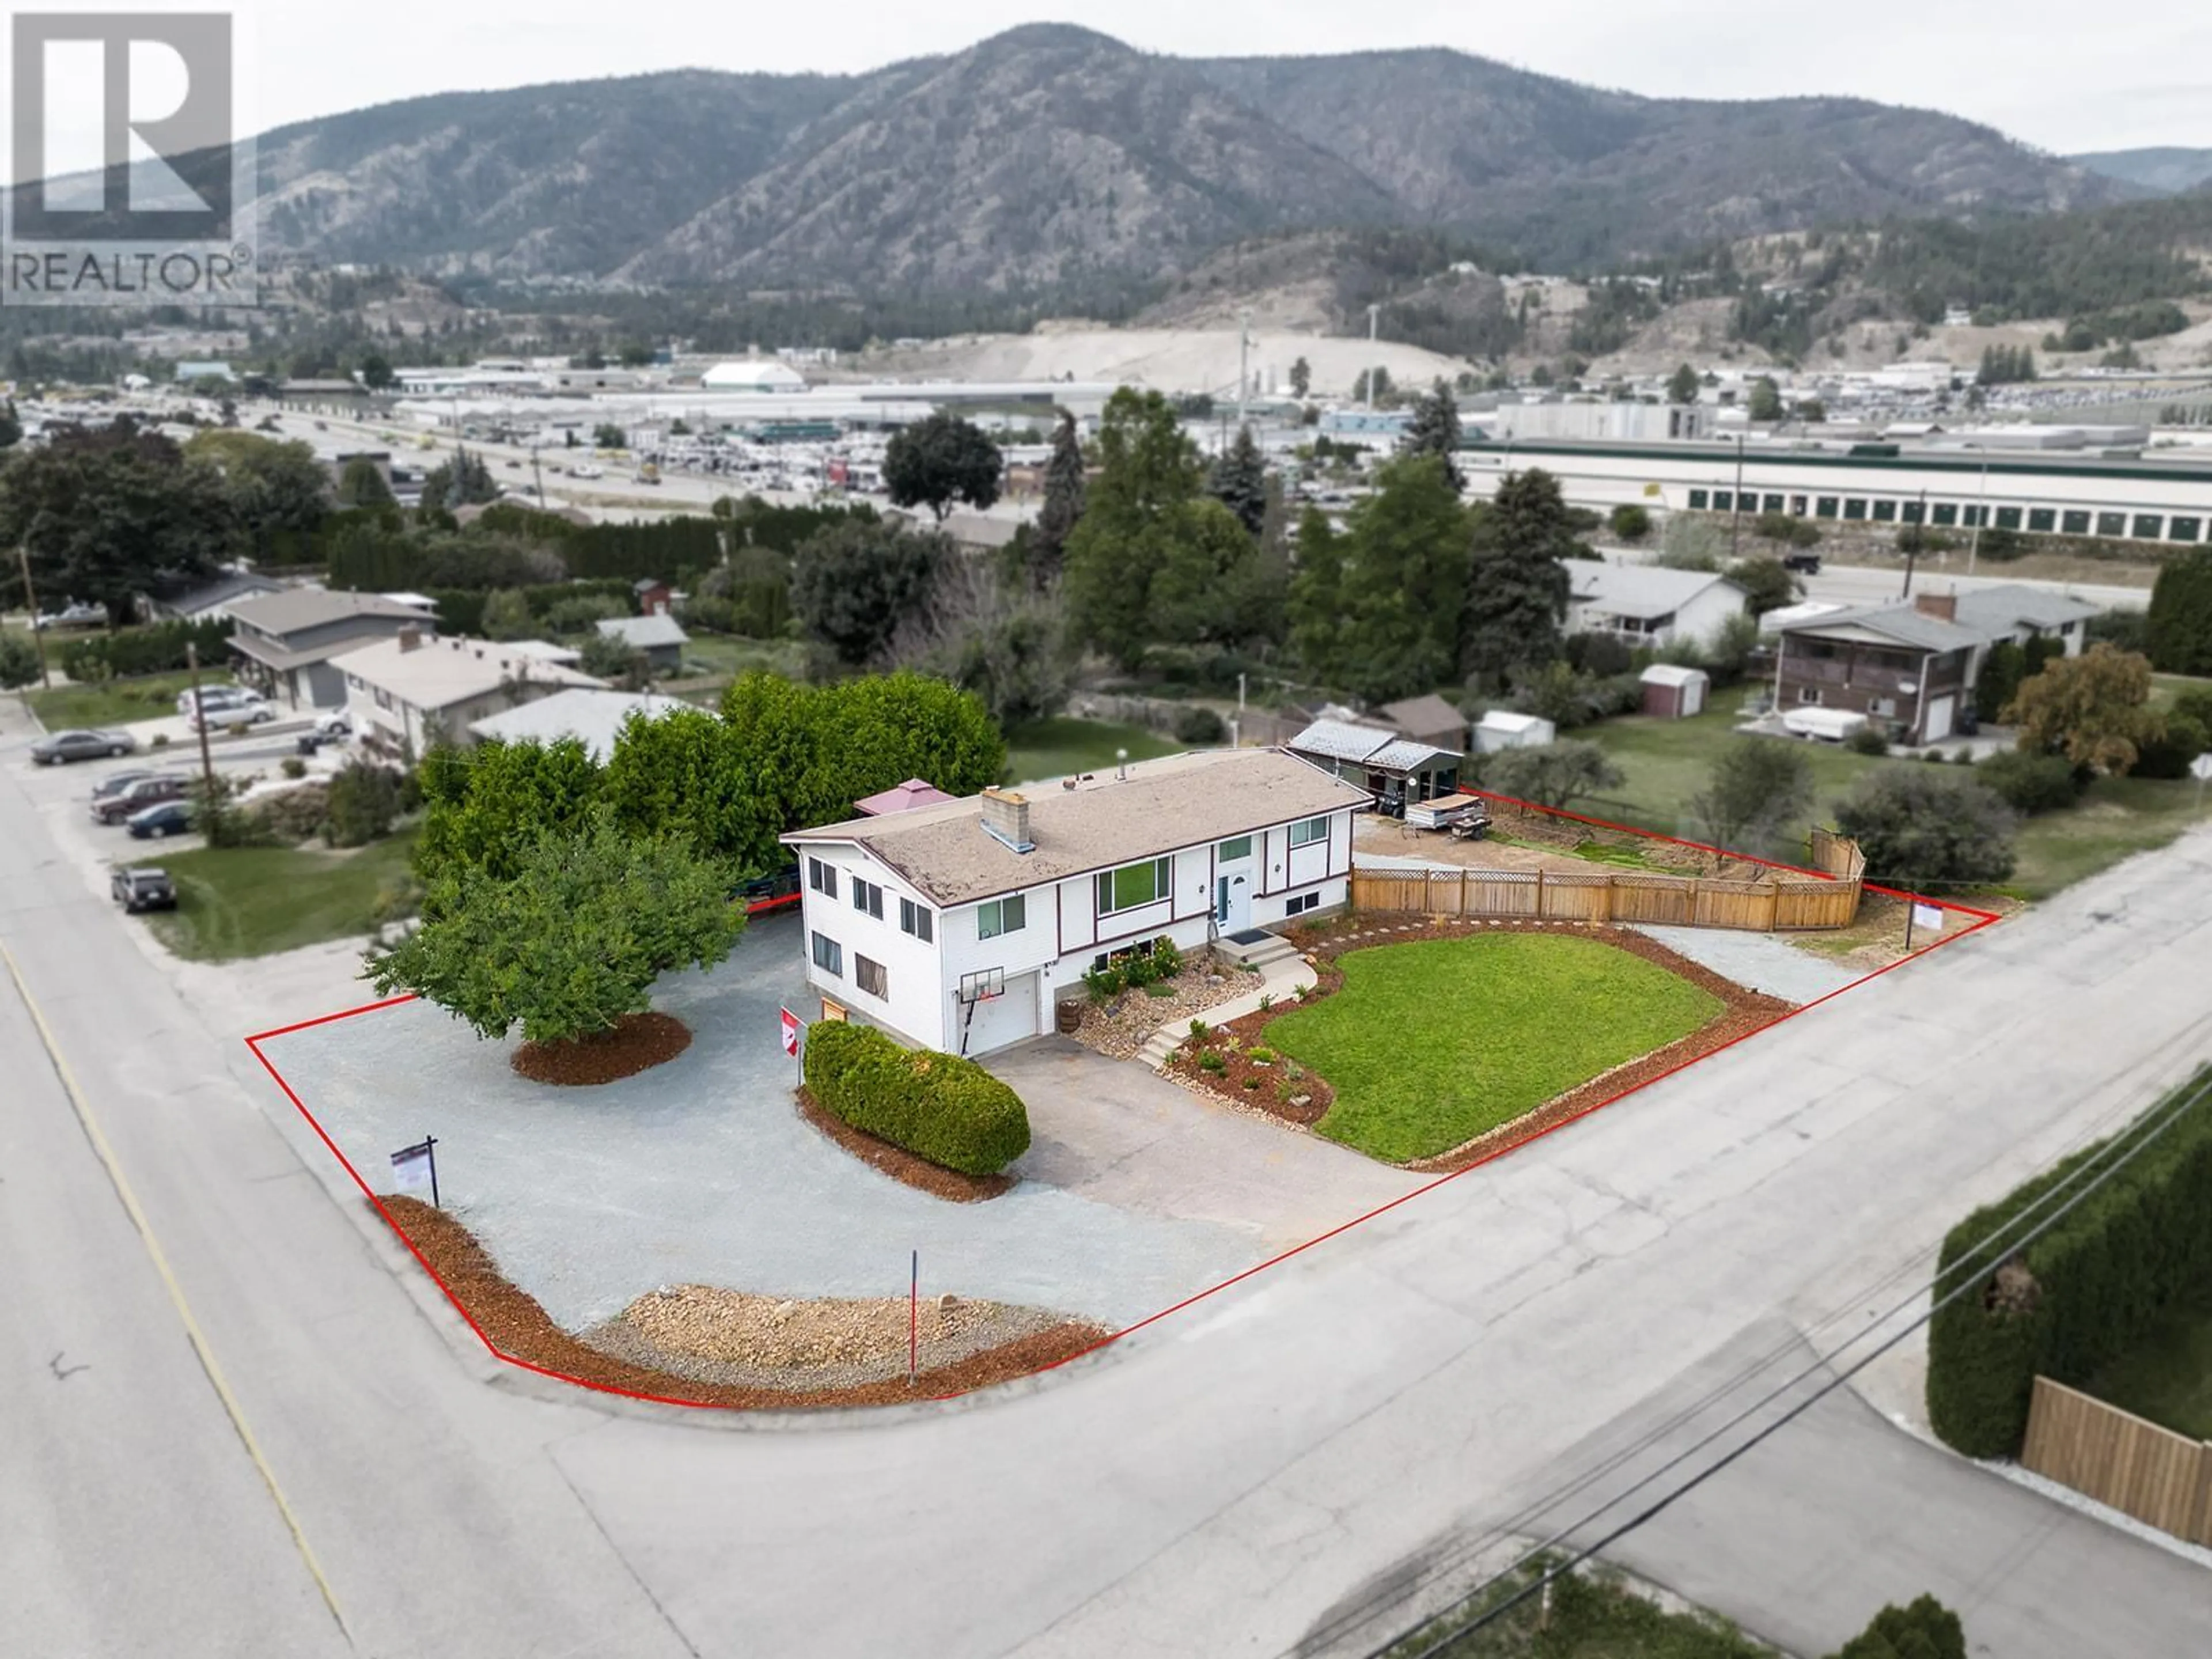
left=1199, top=1051, right=1226, bottom=1074
left=1172, top=705, right=1227, bottom=745
left=1829, top=1596, right=1967, bottom=1659
left=1975, top=750, right=2078, bottom=815
left=2130, top=711, right=2207, bottom=780
left=248, top=782, right=331, bottom=841
left=1846, top=724, right=1891, bottom=755
left=1926, top=1070, right=2212, bottom=1457
left=801, top=1019, right=1030, bottom=1176
left=324, top=760, right=402, bottom=847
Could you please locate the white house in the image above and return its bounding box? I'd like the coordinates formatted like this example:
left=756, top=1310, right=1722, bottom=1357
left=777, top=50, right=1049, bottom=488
left=782, top=749, right=1370, bottom=1058
left=340, top=628, right=604, bottom=760
left=1567, top=564, right=1749, bottom=649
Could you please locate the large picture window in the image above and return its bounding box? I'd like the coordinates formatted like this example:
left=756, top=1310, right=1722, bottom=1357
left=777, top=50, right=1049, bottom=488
left=978, top=895, right=1026, bottom=939
left=1289, top=816, right=1330, bottom=849
left=1096, top=858, right=1171, bottom=916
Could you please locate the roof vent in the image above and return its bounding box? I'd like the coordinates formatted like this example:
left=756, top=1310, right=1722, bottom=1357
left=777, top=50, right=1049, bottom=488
left=980, top=788, right=1034, bottom=854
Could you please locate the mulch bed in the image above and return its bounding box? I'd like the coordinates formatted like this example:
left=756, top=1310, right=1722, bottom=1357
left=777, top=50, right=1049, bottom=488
left=1169, top=915, right=1793, bottom=1173
left=795, top=1088, right=1016, bottom=1203
left=512, top=1012, right=692, bottom=1086
left=373, top=1195, right=1107, bottom=1408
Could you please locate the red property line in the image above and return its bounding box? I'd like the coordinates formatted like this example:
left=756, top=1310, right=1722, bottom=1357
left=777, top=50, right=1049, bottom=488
left=244, top=811, right=2000, bottom=1412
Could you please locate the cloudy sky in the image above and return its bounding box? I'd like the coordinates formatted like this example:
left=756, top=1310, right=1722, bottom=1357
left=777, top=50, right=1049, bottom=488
left=60, top=0, right=2212, bottom=153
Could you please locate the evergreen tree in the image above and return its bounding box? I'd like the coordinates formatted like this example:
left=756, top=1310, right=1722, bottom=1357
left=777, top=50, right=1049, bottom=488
left=1289, top=357, right=1312, bottom=399
left=1667, top=363, right=1700, bottom=404
left=1028, top=410, right=1086, bottom=588
left=2147, top=547, right=2212, bottom=674
left=1290, top=457, right=1471, bottom=702
left=1063, top=389, right=1205, bottom=670
left=1206, top=426, right=1268, bottom=537
left=1461, top=468, right=1577, bottom=694
left=1147, top=499, right=1267, bottom=648
left=1747, top=376, right=1784, bottom=422
left=1287, top=507, right=1349, bottom=687
left=1402, top=384, right=1465, bottom=491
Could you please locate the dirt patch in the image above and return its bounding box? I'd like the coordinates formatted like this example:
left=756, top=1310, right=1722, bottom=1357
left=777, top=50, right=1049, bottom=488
left=1169, top=916, right=1792, bottom=1172
left=796, top=1087, right=1015, bottom=1203
left=1357, top=802, right=1728, bottom=879
left=372, top=1195, right=1107, bottom=1408
left=512, top=1012, right=691, bottom=1086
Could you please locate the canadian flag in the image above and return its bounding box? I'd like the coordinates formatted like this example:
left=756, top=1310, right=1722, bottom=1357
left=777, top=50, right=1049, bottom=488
left=779, top=1007, right=800, bottom=1057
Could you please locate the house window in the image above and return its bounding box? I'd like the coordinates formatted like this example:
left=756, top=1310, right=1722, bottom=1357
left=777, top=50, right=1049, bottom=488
left=2171, top=517, right=2203, bottom=543
left=811, top=933, right=843, bottom=977
left=855, top=956, right=887, bottom=998
left=1872, top=499, right=1897, bottom=522
left=851, top=877, right=884, bottom=919
left=1218, top=835, right=1253, bottom=862
left=1096, top=858, right=1171, bottom=915
left=2133, top=514, right=2164, bottom=540
left=2097, top=512, right=2127, bottom=539
left=1289, top=816, right=1330, bottom=849
left=899, top=897, right=934, bottom=941
left=1869, top=696, right=1898, bottom=717
left=2062, top=510, right=2092, bottom=535
left=2028, top=509, right=2056, bottom=533
left=1285, top=891, right=1323, bottom=917
left=978, top=894, right=1027, bottom=938
left=1815, top=496, right=1839, bottom=519
left=1931, top=502, right=1959, bottom=527
left=808, top=858, right=838, bottom=900
left=1797, top=687, right=1822, bottom=705
left=1687, top=489, right=1710, bottom=510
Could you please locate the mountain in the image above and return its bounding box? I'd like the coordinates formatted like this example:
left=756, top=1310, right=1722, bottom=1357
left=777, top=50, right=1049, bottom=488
left=2070, top=146, right=2212, bottom=196
left=135, top=28, right=2138, bottom=291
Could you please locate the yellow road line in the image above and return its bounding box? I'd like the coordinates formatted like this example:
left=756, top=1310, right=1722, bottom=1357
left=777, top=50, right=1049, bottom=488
left=1, top=941, right=350, bottom=1641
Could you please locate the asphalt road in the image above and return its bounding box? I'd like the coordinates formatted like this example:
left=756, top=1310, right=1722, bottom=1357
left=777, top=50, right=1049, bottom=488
left=5, top=680, right=2211, bottom=1657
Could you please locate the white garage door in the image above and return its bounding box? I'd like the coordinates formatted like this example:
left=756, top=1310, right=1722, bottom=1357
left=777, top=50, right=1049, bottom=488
left=1924, top=694, right=1955, bottom=744
left=962, top=972, right=1041, bottom=1056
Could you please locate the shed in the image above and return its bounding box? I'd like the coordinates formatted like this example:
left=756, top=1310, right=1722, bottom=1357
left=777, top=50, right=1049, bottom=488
left=1474, top=711, right=1556, bottom=753
left=632, top=576, right=673, bottom=616
left=1286, top=719, right=1461, bottom=813
left=1639, top=663, right=1710, bottom=719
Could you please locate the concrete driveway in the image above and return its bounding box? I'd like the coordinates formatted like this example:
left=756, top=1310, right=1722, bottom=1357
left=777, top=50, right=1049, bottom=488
left=990, top=1040, right=1425, bottom=1252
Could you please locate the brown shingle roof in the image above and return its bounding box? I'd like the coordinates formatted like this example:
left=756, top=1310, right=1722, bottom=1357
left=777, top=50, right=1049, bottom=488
left=785, top=748, right=1370, bottom=907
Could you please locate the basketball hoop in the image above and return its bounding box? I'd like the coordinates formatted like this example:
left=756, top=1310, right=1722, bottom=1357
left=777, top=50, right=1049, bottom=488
left=958, top=968, right=1006, bottom=1006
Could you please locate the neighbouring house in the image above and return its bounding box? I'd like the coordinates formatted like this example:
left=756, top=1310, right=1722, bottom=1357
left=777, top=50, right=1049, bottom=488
left=782, top=748, right=1370, bottom=1057
left=595, top=613, right=690, bottom=674
left=145, top=569, right=285, bottom=623
left=468, top=687, right=686, bottom=762
left=225, top=589, right=440, bottom=710
left=1639, top=662, right=1710, bottom=719
left=1567, top=563, right=1749, bottom=650
left=1474, top=710, right=1556, bottom=753
left=1949, top=584, right=2099, bottom=660
left=1772, top=594, right=1983, bottom=745
left=632, top=577, right=673, bottom=616
left=1367, top=693, right=1471, bottom=756
left=1286, top=718, right=1460, bottom=814
left=342, top=628, right=604, bottom=760
left=501, top=639, right=584, bottom=668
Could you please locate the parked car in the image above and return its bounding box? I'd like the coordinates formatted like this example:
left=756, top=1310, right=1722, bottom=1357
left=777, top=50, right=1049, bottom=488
left=187, top=698, right=276, bottom=732
left=1782, top=552, right=1822, bottom=575
left=571, top=463, right=604, bottom=479
left=90, top=768, right=158, bottom=802
left=112, top=866, right=177, bottom=911
left=32, top=728, right=136, bottom=764
left=127, top=801, right=194, bottom=839
left=176, top=684, right=256, bottom=716
left=92, top=775, right=187, bottom=823
left=32, top=601, right=105, bottom=630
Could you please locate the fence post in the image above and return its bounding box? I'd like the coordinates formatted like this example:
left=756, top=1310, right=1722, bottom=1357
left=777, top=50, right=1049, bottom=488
left=2194, top=1441, right=2212, bottom=1547
left=1687, top=878, right=1700, bottom=927
left=1460, top=868, right=1469, bottom=919
left=1533, top=868, right=1546, bottom=919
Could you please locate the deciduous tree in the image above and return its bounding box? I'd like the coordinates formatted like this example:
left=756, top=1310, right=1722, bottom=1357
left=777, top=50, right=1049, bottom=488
left=790, top=519, right=950, bottom=668
left=2003, top=642, right=2163, bottom=775
left=1834, top=770, right=2016, bottom=889
left=1479, top=740, right=1624, bottom=811
left=883, top=411, right=1004, bottom=524
left=1688, top=741, right=1814, bottom=856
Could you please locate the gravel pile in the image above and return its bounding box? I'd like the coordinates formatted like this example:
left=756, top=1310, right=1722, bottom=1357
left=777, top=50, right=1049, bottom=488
left=587, top=1283, right=1083, bottom=1392
left=1070, top=959, right=1262, bottom=1060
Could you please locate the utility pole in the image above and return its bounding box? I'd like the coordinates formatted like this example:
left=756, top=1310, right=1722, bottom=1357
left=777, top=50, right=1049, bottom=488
left=185, top=642, right=220, bottom=834
left=1728, top=434, right=1748, bottom=562
left=14, top=545, right=51, bottom=689
left=1237, top=306, right=1252, bottom=433
left=1966, top=445, right=1991, bottom=575
left=1365, top=305, right=1380, bottom=411
left=532, top=442, right=545, bottom=509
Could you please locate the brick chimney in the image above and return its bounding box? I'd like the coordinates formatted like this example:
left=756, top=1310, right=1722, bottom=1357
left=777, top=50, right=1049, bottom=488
left=1914, top=592, right=1958, bottom=623
left=980, top=788, right=1034, bottom=854
left=397, top=623, right=423, bottom=653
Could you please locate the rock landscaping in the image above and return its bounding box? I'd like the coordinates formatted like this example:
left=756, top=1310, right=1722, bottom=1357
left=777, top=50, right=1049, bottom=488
left=512, top=1011, right=692, bottom=1086
left=376, top=1195, right=1109, bottom=1407
left=1068, top=955, right=1263, bottom=1061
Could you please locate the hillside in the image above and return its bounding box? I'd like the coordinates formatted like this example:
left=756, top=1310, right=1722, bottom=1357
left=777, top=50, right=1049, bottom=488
left=60, top=25, right=2131, bottom=297
left=2071, top=147, right=2212, bottom=196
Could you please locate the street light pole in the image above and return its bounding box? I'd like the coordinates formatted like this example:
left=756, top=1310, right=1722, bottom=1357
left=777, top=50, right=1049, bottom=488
left=14, top=544, right=51, bottom=689
left=1729, top=434, right=1748, bottom=562
left=1967, top=445, right=1991, bottom=575
left=1366, top=305, right=1380, bottom=412
left=1237, top=306, right=1251, bottom=433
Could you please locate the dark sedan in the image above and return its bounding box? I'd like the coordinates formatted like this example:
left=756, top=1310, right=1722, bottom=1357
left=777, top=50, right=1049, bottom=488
left=32, top=728, right=136, bottom=764
left=112, top=867, right=177, bottom=911
left=126, top=801, right=194, bottom=840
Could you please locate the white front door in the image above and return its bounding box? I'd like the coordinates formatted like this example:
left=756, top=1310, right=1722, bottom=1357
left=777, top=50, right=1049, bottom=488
left=1215, top=871, right=1253, bottom=933
left=1924, top=694, right=1956, bottom=744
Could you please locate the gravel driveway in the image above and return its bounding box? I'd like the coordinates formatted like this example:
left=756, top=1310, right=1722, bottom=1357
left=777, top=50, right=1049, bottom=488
left=261, top=915, right=1268, bottom=1331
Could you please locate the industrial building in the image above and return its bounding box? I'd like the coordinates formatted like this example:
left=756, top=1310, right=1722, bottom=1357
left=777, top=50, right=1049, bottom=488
left=1460, top=431, right=2212, bottom=549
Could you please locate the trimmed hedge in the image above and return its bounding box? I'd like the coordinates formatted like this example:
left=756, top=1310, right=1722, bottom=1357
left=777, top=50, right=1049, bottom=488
left=1926, top=1070, right=2212, bottom=1458
left=802, top=1020, right=1031, bottom=1177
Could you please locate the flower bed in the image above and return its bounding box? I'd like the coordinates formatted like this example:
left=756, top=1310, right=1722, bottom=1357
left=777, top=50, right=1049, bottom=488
left=1067, top=956, right=1263, bottom=1060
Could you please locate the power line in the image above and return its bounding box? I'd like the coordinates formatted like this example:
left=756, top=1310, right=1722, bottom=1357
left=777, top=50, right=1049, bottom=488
left=1365, top=1067, right=2212, bottom=1659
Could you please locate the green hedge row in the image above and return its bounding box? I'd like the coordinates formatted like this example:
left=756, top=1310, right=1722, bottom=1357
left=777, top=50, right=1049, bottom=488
left=802, top=1019, right=1031, bottom=1177
left=1926, top=1069, right=2212, bottom=1458
left=58, top=616, right=232, bottom=680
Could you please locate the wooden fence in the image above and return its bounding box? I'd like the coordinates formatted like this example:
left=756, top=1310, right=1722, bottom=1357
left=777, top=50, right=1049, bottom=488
left=1350, top=854, right=1863, bottom=933
left=2020, top=1377, right=2212, bottom=1546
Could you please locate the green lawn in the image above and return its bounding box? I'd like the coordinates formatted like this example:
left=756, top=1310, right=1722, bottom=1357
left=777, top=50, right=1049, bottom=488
left=2082, top=1292, right=2212, bottom=1441
left=675, top=634, right=810, bottom=682
left=27, top=669, right=238, bottom=730
left=139, top=832, right=420, bottom=962
left=2011, top=774, right=2212, bottom=898
left=1271, top=933, right=1725, bottom=1163
left=1002, top=717, right=1179, bottom=785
